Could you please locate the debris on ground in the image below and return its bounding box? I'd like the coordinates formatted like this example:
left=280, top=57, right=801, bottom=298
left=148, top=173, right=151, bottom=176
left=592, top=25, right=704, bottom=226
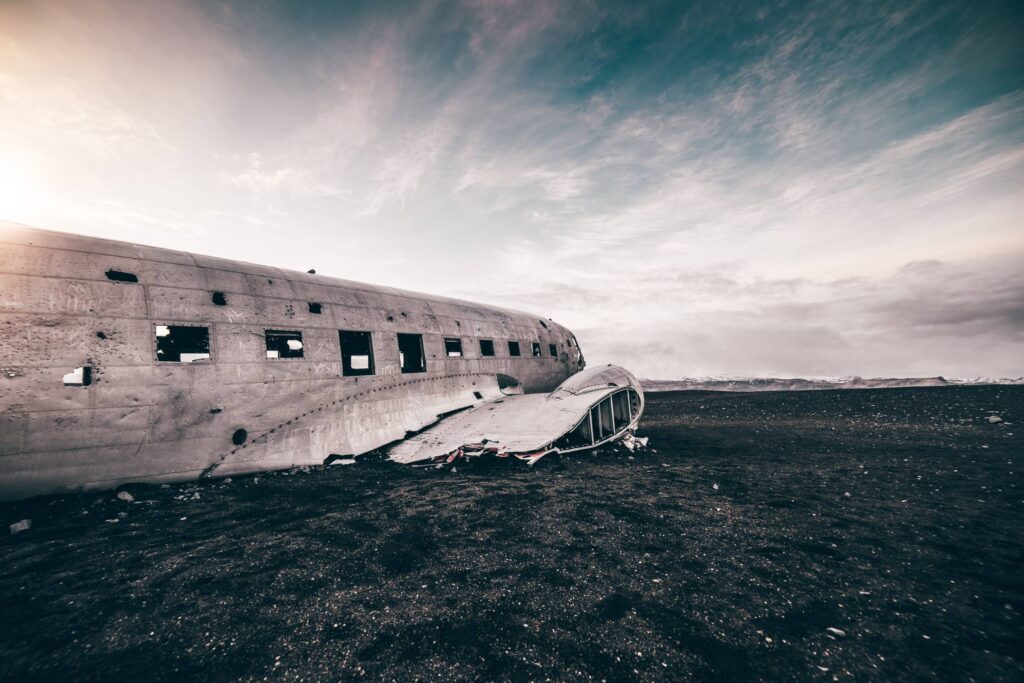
left=116, top=491, right=134, bottom=503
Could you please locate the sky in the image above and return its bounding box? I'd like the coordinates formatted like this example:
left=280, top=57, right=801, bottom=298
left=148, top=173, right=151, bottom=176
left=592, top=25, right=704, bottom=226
left=1, top=0, right=1022, bottom=379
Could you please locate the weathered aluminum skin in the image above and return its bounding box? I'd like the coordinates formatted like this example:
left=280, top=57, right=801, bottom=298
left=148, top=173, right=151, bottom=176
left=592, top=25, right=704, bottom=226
left=389, top=365, right=644, bottom=463
left=0, top=222, right=584, bottom=500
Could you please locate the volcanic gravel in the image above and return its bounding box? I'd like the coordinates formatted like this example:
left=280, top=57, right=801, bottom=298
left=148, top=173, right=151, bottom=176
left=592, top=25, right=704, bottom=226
left=1, top=386, right=1021, bottom=681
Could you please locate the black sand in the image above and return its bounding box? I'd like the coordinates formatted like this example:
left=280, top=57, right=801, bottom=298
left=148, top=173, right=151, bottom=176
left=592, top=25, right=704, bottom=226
left=2, top=386, right=1021, bottom=681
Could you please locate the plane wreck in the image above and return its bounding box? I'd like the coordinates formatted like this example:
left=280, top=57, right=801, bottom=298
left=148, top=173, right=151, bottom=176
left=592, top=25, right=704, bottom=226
left=390, top=365, right=644, bottom=466
left=0, top=222, right=645, bottom=501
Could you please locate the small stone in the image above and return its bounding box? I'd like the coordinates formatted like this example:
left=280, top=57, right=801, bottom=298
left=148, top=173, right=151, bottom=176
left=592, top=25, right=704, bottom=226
left=116, top=491, right=134, bottom=502
left=844, top=492, right=851, bottom=498
left=712, top=483, right=719, bottom=490
left=826, top=627, right=846, bottom=637
left=987, top=416, right=1002, bottom=423
left=9, top=519, right=31, bottom=534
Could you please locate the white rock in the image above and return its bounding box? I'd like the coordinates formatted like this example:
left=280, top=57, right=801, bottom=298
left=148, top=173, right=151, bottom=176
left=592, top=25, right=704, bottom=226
left=987, top=416, right=1003, bottom=423
left=116, top=491, right=134, bottom=502
left=826, top=627, right=846, bottom=637
left=9, top=519, right=31, bottom=534
left=712, top=483, right=719, bottom=490
left=329, top=458, right=357, bottom=466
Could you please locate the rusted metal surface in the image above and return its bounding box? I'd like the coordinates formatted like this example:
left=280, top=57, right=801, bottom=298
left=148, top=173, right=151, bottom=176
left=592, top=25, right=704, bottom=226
left=0, top=222, right=589, bottom=500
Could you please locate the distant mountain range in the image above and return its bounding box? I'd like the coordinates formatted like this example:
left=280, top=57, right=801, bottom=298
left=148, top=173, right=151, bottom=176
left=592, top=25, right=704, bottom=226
left=639, top=376, right=1024, bottom=392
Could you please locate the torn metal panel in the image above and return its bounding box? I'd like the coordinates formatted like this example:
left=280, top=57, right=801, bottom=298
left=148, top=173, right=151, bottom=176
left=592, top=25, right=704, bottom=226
left=389, top=365, right=644, bottom=465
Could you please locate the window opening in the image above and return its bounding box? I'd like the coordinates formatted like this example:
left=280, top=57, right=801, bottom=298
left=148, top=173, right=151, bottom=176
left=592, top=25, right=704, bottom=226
left=212, top=291, right=227, bottom=306
left=308, top=302, right=322, bottom=314
left=553, top=412, right=593, bottom=450
left=155, top=325, right=210, bottom=363
left=598, top=397, right=614, bottom=437
left=612, top=390, right=631, bottom=430
left=539, top=319, right=548, bottom=329
left=265, top=330, right=304, bottom=359
left=398, top=333, right=426, bottom=373
left=549, top=343, right=557, bottom=357
left=479, top=339, right=495, bottom=356
left=508, top=341, right=521, bottom=357
left=531, top=342, right=541, bottom=357
left=63, top=366, right=92, bottom=386
left=444, top=337, right=463, bottom=357
left=339, top=330, right=375, bottom=376
left=105, top=269, right=137, bottom=283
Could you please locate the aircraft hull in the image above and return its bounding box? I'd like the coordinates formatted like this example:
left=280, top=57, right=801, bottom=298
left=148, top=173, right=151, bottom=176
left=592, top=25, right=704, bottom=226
left=0, top=223, right=584, bottom=500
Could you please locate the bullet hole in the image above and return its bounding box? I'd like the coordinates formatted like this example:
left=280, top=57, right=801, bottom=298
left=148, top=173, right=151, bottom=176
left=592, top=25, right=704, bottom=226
left=232, top=428, right=247, bottom=445
left=473, top=391, right=483, bottom=400
left=400, top=312, right=407, bottom=318
left=308, top=302, right=322, bottom=314
left=212, top=291, right=227, bottom=306
left=105, top=269, right=138, bottom=283
left=539, top=319, right=549, bottom=329
left=96, top=331, right=107, bottom=339
left=210, top=408, right=222, bottom=414
left=386, top=314, right=394, bottom=322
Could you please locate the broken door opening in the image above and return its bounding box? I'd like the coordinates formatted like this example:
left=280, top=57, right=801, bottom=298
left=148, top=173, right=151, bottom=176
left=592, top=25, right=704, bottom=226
left=340, top=330, right=374, bottom=376
left=155, top=325, right=210, bottom=363
left=265, top=330, right=304, bottom=359
left=398, top=333, right=426, bottom=373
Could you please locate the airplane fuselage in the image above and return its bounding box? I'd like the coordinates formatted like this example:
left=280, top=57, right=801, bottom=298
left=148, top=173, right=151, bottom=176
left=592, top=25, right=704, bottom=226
left=0, top=224, right=584, bottom=500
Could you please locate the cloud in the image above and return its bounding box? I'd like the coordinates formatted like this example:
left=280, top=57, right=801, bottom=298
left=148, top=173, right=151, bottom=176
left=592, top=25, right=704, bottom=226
left=1, top=0, right=1021, bottom=378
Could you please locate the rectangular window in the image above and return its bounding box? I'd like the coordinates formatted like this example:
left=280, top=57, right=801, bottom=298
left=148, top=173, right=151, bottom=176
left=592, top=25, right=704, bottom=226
left=549, top=343, right=557, bottom=357
left=63, top=366, right=93, bottom=387
left=398, top=333, right=426, bottom=373
left=339, top=330, right=374, bottom=376
left=265, top=330, right=304, bottom=359
left=480, top=339, right=495, bottom=356
left=444, top=337, right=463, bottom=357
left=531, top=342, right=541, bottom=357
left=508, top=341, right=521, bottom=357
left=155, top=324, right=210, bottom=363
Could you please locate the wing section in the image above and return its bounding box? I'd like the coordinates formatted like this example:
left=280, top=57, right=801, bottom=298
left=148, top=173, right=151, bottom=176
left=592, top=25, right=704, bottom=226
left=388, top=365, right=644, bottom=465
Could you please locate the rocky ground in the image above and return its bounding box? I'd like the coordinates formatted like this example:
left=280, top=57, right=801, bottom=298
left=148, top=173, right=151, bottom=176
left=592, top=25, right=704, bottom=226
left=1, top=386, right=1021, bottom=681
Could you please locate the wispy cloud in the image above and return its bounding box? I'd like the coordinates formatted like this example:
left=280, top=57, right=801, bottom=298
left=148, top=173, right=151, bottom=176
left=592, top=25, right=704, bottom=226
left=1, top=0, right=1021, bottom=376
